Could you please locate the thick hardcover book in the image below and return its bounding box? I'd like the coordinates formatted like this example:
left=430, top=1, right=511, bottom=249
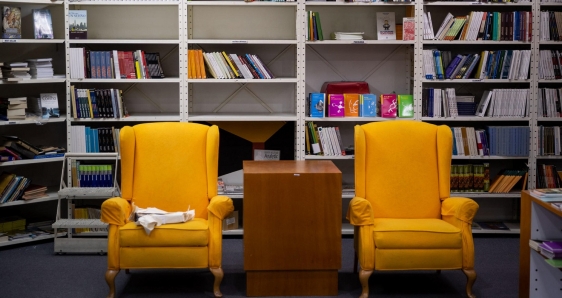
left=33, top=9, right=53, bottom=39
left=2, top=7, right=20, bottom=39
left=69, top=10, right=87, bottom=39
left=327, top=94, right=344, bottom=117
left=380, top=94, right=397, bottom=118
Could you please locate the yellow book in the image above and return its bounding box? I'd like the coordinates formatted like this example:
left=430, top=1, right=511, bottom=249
left=134, top=61, right=142, bottom=79
left=70, top=85, right=77, bottom=119
left=194, top=50, right=202, bottom=79
left=188, top=50, right=194, bottom=79
left=86, top=90, right=94, bottom=118
left=198, top=50, right=206, bottom=79
left=222, top=51, right=240, bottom=78
left=474, top=51, right=487, bottom=79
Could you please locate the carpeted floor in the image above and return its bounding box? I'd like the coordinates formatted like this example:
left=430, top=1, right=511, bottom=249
left=0, top=235, right=519, bottom=298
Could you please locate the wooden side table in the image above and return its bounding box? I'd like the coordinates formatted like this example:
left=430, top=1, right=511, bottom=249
left=243, top=160, right=342, bottom=296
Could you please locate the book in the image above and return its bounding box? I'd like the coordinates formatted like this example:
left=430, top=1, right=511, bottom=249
left=403, top=17, right=415, bottom=41
left=540, top=241, right=562, bottom=253
left=377, top=12, right=396, bottom=40
left=2, top=7, right=21, bottom=39
left=380, top=94, right=398, bottom=118
left=531, top=188, right=562, bottom=198
left=69, top=10, right=87, bottom=39
left=397, top=94, right=414, bottom=118
left=33, top=9, right=53, bottom=39
left=359, top=94, right=377, bottom=117
left=343, top=94, right=359, bottom=117
left=308, top=93, right=325, bottom=118
left=476, top=222, right=510, bottom=230
left=327, top=94, right=344, bottom=117
left=40, top=93, right=59, bottom=119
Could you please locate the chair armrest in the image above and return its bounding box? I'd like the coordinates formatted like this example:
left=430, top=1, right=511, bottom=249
left=441, top=197, right=479, bottom=227
left=346, top=196, right=374, bottom=226
left=101, top=197, right=132, bottom=226
left=208, top=195, right=234, bottom=220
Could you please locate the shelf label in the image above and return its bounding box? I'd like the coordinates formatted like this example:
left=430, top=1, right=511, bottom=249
left=2, top=39, right=17, bottom=43
left=471, top=2, right=483, bottom=4
left=472, top=79, right=483, bottom=82
left=232, top=40, right=248, bottom=44
left=7, top=121, right=16, bottom=124
left=353, top=40, right=365, bottom=44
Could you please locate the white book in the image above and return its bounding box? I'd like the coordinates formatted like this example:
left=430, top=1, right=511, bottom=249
left=434, top=13, right=454, bottom=41
left=427, top=12, right=434, bottom=39
left=112, top=50, right=120, bottom=79
left=206, top=53, right=223, bottom=79
left=230, top=54, right=250, bottom=79
left=214, top=52, right=231, bottom=79
left=376, top=12, right=396, bottom=40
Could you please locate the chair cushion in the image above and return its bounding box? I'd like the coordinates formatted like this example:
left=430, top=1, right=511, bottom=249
left=119, top=218, right=209, bottom=247
left=373, top=218, right=462, bottom=249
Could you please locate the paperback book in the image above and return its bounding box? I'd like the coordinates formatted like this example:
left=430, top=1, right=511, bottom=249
left=359, top=94, right=377, bottom=117
left=2, top=7, right=21, bottom=39
left=308, top=93, right=325, bottom=117
left=69, top=10, right=87, bottom=39
left=376, top=12, right=396, bottom=40
left=40, top=93, right=59, bottom=119
left=380, top=93, right=397, bottom=118
left=33, top=9, right=53, bottom=39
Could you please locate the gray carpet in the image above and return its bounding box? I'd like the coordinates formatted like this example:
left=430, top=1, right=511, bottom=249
left=0, top=235, right=519, bottom=298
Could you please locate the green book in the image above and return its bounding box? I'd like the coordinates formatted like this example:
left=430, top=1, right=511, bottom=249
left=314, top=12, right=323, bottom=41
left=397, top=94, right=414, bottom=118
left=545, top=258, right=562, bottom=268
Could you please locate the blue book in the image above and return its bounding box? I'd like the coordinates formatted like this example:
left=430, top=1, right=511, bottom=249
left=433, top=50, right=444, bottom=79
left=445, top=55, right=463, bottom=79
left=360, top=94, right=377, bottom=117
left=501, top=50, right=513, bottom=79
left=451, top=127, right=457, bottom=155
left=309, top=93, right=325, bottom=117
left=34, top=153, right=65, bottom=159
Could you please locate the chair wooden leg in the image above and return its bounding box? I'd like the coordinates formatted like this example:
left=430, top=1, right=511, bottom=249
left=353, top=251, right=358, bottom=274
left=210, top=267, right=224, bottom=298
left=125, top=269, right=130, bottom=274
left=359, top=269, right=373, bottom=298
left=462, top=269, right=477, bottom=298
left=105, top=269, right=120, bottom=298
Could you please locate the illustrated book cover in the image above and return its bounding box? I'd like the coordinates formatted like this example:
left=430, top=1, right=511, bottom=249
left=359, top=94, right=377, bottom=117
left=380, top=93, right=397, bottom=118
left=69, top=10, right=87, bottom=39
left=327, top=94, right=344, bottom=117
left=308, top=93, right=325, bottom=118
left=33, top=9, right=53, bottom=39
left=39, top=93, right=59, bottom=119
left=2, top=7, right=21, bottom=39
left=343, top=93, right=359, bottom=117
left=398, top=94, right=414, bottom=118
left=403, top=17, right=415, bottom=41
left=376, top=12, right=396, bottom=40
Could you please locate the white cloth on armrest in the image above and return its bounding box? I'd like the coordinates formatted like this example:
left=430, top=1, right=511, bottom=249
left=134, top=206, right=195, bottom=235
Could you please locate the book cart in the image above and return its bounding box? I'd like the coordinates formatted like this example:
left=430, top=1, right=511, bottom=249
left=52, top=152, right=119, bottom=253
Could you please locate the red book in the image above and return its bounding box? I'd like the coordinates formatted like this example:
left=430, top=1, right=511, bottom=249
left=380, top=94, right=398, bottom=118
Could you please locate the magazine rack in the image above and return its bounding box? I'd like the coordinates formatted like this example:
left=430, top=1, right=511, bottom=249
left=52, top=153, right=120, bottom=254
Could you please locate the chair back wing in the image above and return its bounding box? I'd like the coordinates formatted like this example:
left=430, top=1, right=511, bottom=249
left=120, top=122, right=219, bottom=219
left=354, top=121, right=452, bottom=219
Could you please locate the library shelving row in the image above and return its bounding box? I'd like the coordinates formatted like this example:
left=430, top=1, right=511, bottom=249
left=3, top=0, right=562, bottom=249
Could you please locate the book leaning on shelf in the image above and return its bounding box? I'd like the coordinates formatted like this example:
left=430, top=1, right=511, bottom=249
left=2, top=6, right=21, bottom=39
left=0, top=135, right=65, bottom=160
left=190, top=49, right=275, bottom=80
left=0, top=172, right=31, bottom=204
left=32, top=9, right=53, bottom=39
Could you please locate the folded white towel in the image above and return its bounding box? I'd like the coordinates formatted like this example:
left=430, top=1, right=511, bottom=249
left=134, top=205, right=195, bottom=235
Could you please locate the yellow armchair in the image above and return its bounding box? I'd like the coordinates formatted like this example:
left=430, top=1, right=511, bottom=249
left=100, top=122, right=234, bottom=298
left=347, top=121, right=479, bottom=298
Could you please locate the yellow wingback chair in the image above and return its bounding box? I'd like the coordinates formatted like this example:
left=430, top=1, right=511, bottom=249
left=347, top=121, right=479, bottom=298
left=100, top=122, right=234, bottom=298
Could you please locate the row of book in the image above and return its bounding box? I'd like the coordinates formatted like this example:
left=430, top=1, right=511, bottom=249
left=2, top=7, right=53, bottom=39
left=537, top=164, right=562, bottom=189
left=307, top=11, right=324, bottom=41
left=307, top=93, right=413, bottom=118
left=69, top=48, right=165, bottom=80
left=69, top=126, right=120, bottom=154
left=424, top=49, right=531, bottom=80
left=451, top=126, right=529, bottom=157
left=539, top=50, right=562, bottom=80
left=305, top=122, right=345, bottom=156
left=0, top=173, right=31, bottom=204
left=540, top=11, right=562, bottom=42
left=196, top=50, right=274, bottom=80
left=538, top=126, right=562, bottom=156
left=0, top=217, right=54, bottom=243
left=488, top=169, right=528, bottom=193
left=424, top=11, right=532, bottom=41
left=451, top=164, right=490, bottom=193
left=0, top=93, right=59, bottom=121
left=70, top=87, right=128, bottom=119
left=72, top=207, right=105, bottom=233
left=71, top=162, right=115, bottom=188
left=0, top=136, right=64, bottom=161
left=538, top=88, right=562, bottom=118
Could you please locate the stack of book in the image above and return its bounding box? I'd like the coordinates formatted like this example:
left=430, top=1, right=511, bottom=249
left=538, top=241, right=562, bottom=268
left=27, top=58, right=53, bottom=79
left=1, top=62, right=31, bottom=81
left=0, top=135, right=65, bottom=160
left=531, top=188, right=562, bottom=200
left=332, top=32, right=364, bottom=41
left=0, top=97, right=26, bottom=120
left=22, top=184, right=48, bottom=200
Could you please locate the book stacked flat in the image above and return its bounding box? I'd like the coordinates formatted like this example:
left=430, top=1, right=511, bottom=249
left=22, top=184, right=48, bottom=200
left=0, top=97, right=26, bottom=120
left=1, top=62, right=30, bottom=81
left=27, top=58, right=53, bottom=79
left=333, top=32, right=364, bottom=41
left=539, top=241, right=562, bottom=259
left=531, top=188, right=562, bottom=200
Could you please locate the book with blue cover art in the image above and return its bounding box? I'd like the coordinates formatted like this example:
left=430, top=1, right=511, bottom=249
left=309, top=93, right=325, bottom=117
left=360, top=94, right=377, bottom=117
